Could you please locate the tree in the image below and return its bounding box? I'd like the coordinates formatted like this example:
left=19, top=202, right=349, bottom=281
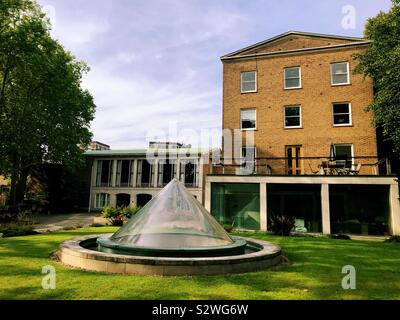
left=355, top=0, right=400, bottom=152
left=0, top=0, right=96, bottom=208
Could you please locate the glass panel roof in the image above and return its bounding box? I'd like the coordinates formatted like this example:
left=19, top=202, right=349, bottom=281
left=110, top=179, right=234, bottom=249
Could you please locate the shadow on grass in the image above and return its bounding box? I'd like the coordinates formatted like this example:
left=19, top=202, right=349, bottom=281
left=0, top=286, right=78, bottom=300
left=0, top=228, right=399, bottom=300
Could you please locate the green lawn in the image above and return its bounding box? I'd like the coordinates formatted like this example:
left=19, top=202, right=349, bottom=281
left=0, top=227, right=399, bottom=300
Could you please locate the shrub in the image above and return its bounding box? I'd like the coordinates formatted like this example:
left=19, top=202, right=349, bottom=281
left=385, top=235, right=400, bottom=243
left=0, top=211, right=14, bottom=224
left=102, top=206, right=124, bottom=226
left=102, top=206, right=141, bottom=226
left=121, top=206, right=141, bottom=220
left=269, top=214, right=296, bottom=236
left=0, top=224, right=38, bottom=238
left=16, top=210, right=37, bottom=226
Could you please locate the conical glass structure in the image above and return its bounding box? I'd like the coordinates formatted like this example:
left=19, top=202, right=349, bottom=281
left=97, top=179, right=246, bottom=257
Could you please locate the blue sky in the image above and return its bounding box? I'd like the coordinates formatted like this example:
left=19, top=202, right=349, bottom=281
left=37, top=0, right=392, bottom=149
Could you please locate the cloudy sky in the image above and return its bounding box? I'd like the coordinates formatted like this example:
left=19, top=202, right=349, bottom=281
left=37, top=0, right=392, bottom=149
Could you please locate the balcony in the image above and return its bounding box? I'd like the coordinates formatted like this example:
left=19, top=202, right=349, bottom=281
left=209, top=156, right=394, bottom=176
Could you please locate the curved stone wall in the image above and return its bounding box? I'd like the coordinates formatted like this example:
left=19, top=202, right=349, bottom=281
left=56, top=234, right=283, bottom=276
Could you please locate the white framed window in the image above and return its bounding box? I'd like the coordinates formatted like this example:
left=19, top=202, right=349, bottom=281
left=284, top=105, right=302, bottom=128
left=333, top=102, right=352, bottom=126
left=331, top=62, right=350, bottom=86
left=240, top=108, right=256, bottom=130
left=241, top=147, right=257, bottom=174
left=180, top=159, right=199, bottom=188
left=95, top=193, right=110, bottom=209
left=96, top=160, right=113, bottom=187
left=157, top=160, right=177, bottom=188
left=137, top=159, right=154, bottom=188
left=116, top=160, right=133, bottom=187
left=241, top=71, right=257, bottom=93
left=284, top=67, right=301, bottom=89
left=330, top=144, right=354, bottom=169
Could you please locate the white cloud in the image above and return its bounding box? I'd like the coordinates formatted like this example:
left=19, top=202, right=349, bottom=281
left=36, top=0, right=390, bottom=150
left=83, top=66, right=221, bottom=149
left=51, top=20, right=110, bottom=48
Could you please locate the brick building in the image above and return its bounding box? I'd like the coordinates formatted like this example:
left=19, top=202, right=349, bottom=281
left=220, top=31, right=378, bottom=175
left=205, top=31, right=400, bottom=237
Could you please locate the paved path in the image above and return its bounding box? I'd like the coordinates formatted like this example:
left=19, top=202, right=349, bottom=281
left=34, top=213, right=108, bottom=232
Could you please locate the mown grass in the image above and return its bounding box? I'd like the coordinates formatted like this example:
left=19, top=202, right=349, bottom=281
left=0, top=227, right=399, bottom=300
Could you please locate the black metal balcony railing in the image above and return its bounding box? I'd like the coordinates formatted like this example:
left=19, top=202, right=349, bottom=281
left=183, top=182, right=200, bottom=189
left=116, top=182, right=130, bottom=188
left=158, top=182, right=199, bottom=188
left=137, top=182, right=152, bottom=188
left=95, top=181, right=200, bottom=189
left=209, top=156, right=393, bottom=176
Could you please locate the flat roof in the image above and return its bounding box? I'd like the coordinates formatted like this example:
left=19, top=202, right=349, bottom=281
left=84, top=148, right=213, bottom=158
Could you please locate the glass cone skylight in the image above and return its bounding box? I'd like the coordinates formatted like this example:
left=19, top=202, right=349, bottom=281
left=108, top=179, right=234, bottom=249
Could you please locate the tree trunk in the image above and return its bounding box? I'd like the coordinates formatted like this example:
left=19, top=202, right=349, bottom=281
left=16, top=167, right=28, bottom=207
left=0, top=67, right=10, bottom=112
left=8, top=153, right=26, bottom=210
left=9, top=153, right=19, bottom=208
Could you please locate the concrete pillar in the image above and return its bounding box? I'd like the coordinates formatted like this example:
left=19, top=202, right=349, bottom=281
left=111, top=160, right=118, bottom=187
left=110, top=193, right=117, bottom=208
left=260, top=183, right=267, bottom=231
left=321, top=184, right=331, bottom=235
left=153, top=160, right=159, bottom=188
left=198, top=158, right=204, bottom=189
left=131, top=160, right=137, bottom=188
left=205, top=182, right=211, bottom=212
left=389, top=184, right=400, bottom=236
left=88, top=160, right=97, bottom=212
left=176, top=159, right=181, bottom=181
left=92, top=160, right=98, bottom=187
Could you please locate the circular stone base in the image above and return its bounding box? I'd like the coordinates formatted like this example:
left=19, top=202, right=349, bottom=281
left=97, top=237, right=248, bottom=257
left=56, top=234, right=283, bottom=276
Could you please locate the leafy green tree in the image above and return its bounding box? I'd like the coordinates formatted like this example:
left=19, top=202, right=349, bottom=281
left=0, top=0, right=96, bottom=207
left=355, top=0, right=400, bottom=152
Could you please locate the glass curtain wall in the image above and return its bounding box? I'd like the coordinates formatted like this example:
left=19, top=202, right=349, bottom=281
left=211, top=183, right=260, bottom=230
left=329, top=185, right=390, bottom=235
left=267, top=184, right=322, bottom=233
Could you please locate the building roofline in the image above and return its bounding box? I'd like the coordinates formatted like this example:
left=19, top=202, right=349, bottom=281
left=221, top=31, right=368, bottom=60
left=221, top=40, right=371, bottom=62
left=84, top=148, right=214, bottom=158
